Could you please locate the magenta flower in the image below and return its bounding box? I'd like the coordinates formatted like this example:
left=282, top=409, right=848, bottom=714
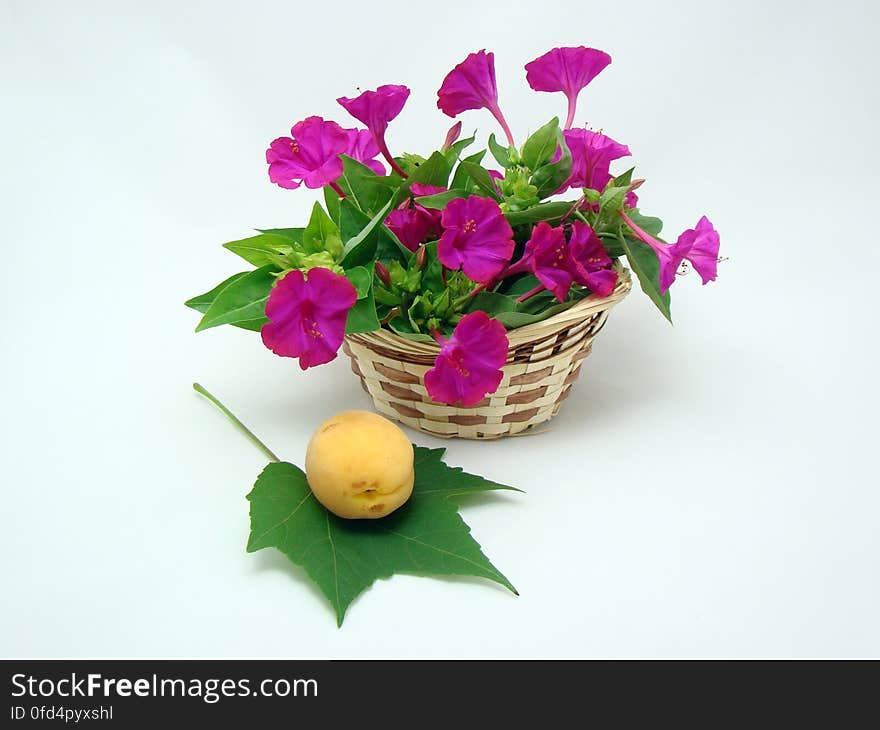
left=520, top=222, right=577, bottom=302
left=385, top=184, right=446, bottom=251
left=344, top=128, right=385, bottom=175
left=442, top=121, right=463, bottom=150
left=424, top=311, right=508, bottom=406
left=437, top=50, right=515, bottom=146
left=266, top=116, right=351, bottom=190
left=568, top=221, right=618, bottom=297
left=563, top=128, right=631, bottom=192
left=337, top=84, right=410, bottom=176
left=676, top=216, right=721, bottom=285
left=505, top=221, right=617, bottom=302
left=620, top=210, right=720, bottom=294
left=260, top=267, right=357, bottom=370
left=385, top=205, right=440, bottom=252
left=525, top=47, right=612, bottom=129
left=409, top=183, right=447, bottom=198
left=437, top=195, right=515, bottom=283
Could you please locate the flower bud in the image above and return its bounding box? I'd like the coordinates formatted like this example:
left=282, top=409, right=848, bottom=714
left=415, top=245, right=427, bottom=270
left=374, top=261, right=392, bottom=288
left=442, top=121, right=462, bottom=151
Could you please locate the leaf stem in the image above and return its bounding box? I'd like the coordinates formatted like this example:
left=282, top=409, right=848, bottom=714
left=192, top=383, right=280, bottom=463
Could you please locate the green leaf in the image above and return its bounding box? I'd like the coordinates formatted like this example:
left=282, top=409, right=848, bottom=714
left=627, top=209, right=663, bottom=237
left=303, top=203, right=343, bottom=259
left=341, top=198, right=394, bottom=268
left=418, top=241, right=445, bottom=294
left=388, top=317, right=436, bottom=342
left=612, top=167, right=635, bottom=188
left=521, top=117, right=561, bottom=169
left=344, top=266, right=372, bottom=299
left=504, top=201, right=573, bottom=226
left=338, top=197, right=371, bottom=242
left=246, top=447, right=518, bottom=625
left=408, top=150, right=453, bottom=188
left=185, top=272, right=250, bottom=313
left=414, top=189, right=467, bottom=209
left=195, top=265, right=275, bottom=332
left=442, top=133, right=476, bottom=164
left=337, top=155, right=394, bottom=217
left=467, top=289, right=583, bottom=329
left=488, top=133, right=512, bottom=168
left=222, top=233, right=294, bottom=267
left=451, top=150, right=486, bottom=190
left=620, top=236, right=672, bottom=322
left=530, top=127, right=571, bottom=199
left=466, top=291, right=517, bottom=318
left=459, top=161, right=501, bottom=199
left=323, top=187, right=341, bottom=224
left=375, top=225, right=414, bottom=262
left=599, top=185, right=628, bottom=214
left=344, top=287, right=380, bottom=333
left=186, top=274, right=266, bottom=332
left=256, top=227, right=304, bottom=243
left=600, top=235, right=625, bottom=259
left=393, top=151, right=453, bottom=205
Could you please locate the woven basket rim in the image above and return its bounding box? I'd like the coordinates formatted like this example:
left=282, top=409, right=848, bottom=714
left=347, top=265, right=632, bottom=358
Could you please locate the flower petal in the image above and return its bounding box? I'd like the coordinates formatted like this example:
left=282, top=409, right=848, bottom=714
left=525, top=46, right=611, bottom=97
left=563, top=128, right=630, bottom=192
left=343, top=128, right=386, bottom=175
left=437, top=195, right=514, bottom=283
left=337, top=85, right=410, bottom=137
left=425, top=312, right=508, bottom=406
left=437, top=50, right=500, bottom=118
left=682, top=215, right=720, bottom=285
left=260, top=268, right=356, bottom=370
left=265, top=117, right=350, bottom=190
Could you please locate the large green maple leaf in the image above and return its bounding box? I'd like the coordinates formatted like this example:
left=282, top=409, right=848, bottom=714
left=246, top=446, right=518, bottom=625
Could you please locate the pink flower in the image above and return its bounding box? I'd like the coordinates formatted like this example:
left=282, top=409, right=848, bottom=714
left=437, top=195, right=515, bottom=283
left=563, top=128, right=630, bottom=192
left=525, top=47, right=612, bottom=129
left=260, top=268, right=357, bottom=370
left=520, top=222, right=577, bottom=302
left=424, top=311, right=508, bottom=406
left=437, top=50, right=515, bottom=146
left=676, top=216, right=720, bottom=285
left=568, top=221, right=618, bottom=296
left=409, top=183, right=447, bottom=197
left=385, top=184, right=447, bottom=251
left=266, top=116, right=351, bottom=190
left=488, top=168, right=504, bottom=193
left=442, top=121, right=463, bottom=150
left=337, top=84, right=410, bottom=176
left=619, top=210, right=720, bottom=294
left=344, top=128, right=385, bottom=175
left=385, top=205, right=441, bottom=252
left=506, top=221, right=617, bottom=302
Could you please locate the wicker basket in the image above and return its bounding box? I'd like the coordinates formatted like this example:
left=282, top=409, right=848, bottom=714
left=343, top=267, right=632, bottom=439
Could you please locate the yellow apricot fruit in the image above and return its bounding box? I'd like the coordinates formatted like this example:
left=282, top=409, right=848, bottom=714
left=305, top=410, right=414, bottom=519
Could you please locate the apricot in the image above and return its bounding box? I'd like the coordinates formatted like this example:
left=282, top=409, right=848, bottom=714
left=305, top=411, right=414, bottom=519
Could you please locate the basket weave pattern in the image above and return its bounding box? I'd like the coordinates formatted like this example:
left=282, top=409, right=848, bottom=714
left=344, top=269, right=632, bottom=439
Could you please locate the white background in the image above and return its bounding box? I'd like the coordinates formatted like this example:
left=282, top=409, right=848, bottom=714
left=2, top=0, right=878, bottom=658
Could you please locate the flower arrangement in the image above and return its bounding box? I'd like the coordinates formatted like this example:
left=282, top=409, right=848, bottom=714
left=188, top=46, right=721, bottom=426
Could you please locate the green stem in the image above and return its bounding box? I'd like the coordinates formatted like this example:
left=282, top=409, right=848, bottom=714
left=192, top=383, right=280, bottom=463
